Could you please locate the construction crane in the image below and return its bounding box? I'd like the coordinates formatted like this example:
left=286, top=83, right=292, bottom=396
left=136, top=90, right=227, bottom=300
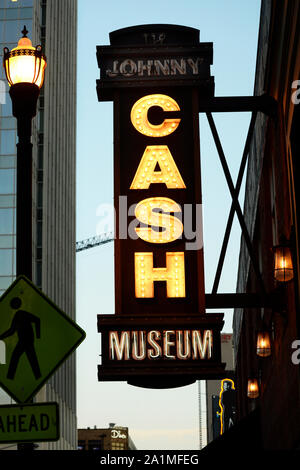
left=76, top=231, right=114, bottom=252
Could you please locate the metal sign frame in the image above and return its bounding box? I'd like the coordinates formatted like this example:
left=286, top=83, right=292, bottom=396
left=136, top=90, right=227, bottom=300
left=96, top=24, right=227, bottom=388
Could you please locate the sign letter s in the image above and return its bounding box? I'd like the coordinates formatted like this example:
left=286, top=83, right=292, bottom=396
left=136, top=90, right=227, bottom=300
left=291, top=339, right=300, bottom=365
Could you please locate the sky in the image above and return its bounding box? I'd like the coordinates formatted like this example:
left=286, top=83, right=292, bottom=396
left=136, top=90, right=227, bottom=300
left=76, top=0, right=261, bottom=450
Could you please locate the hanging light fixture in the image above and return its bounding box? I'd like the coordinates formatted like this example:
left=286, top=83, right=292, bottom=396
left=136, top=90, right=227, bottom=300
left=3, top=26, right=47, bottom=89
left=256, top=330, right=271, bottom=357
left=273, top=237, right=294, bottom=282
left=247, top=378, right=259, bottom=399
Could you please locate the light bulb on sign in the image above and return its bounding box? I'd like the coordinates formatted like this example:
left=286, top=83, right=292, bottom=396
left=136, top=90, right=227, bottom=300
left=131, top=94, right=181, bottom=137
left=134, top=197, right=183, bottom=244
left=130, top=145, right=186, bottom=190
left=134, top=252, right=185, bottom=298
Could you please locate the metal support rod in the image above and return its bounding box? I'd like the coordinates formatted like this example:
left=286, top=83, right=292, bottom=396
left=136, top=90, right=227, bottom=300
left=205, top=292, right=282, bottom=309
left=198, top=94, right=278, bottom=116
left=206, top=112, right=266, bottom=294
left=212, top=111, right=258, bottom=294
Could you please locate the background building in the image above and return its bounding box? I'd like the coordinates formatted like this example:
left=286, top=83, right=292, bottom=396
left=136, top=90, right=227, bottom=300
left=0, top=0, right=77, bottom=449
left=78, top=424, right=137, bottom=451
left=206, top=333, right=235, bottom=444
left=232, top=0, right=300, bottom=450
left=200, top=0, right=300, bottom=454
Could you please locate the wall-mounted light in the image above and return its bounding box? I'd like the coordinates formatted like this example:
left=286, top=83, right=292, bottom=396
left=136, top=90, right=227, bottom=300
left=273, top=238, right=294, bottom=282
left=247, top=378, right=259, bottom=399
left=256, top=330, right=271, bottom=357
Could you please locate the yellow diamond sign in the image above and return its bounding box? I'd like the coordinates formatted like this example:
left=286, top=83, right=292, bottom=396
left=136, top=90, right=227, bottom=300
left=0, top=276, right=85, bottom=403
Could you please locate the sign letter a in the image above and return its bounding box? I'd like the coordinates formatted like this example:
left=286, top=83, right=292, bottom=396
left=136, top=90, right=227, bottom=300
left=130, top=145, right=186, bottom=190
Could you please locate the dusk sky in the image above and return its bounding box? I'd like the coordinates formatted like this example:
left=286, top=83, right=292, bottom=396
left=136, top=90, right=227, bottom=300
left=75, top=0, right=261, bottom=450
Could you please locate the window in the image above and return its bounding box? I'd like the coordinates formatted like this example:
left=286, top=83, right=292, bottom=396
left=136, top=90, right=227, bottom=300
left=4, top=20, right=20, bottom=42
left=0, top=169, right=14, bottom=193
left=6, top=0, right=33, bottom=7
left=4, top=9, right=19, bottom=20
left=37, top=183, right=43, bottom=209
left=0, top=208, right=14, bottom=234
left=0, top=117, right=15, bottom=130
left=111, top=442, right=126, bottom=450
left=0, top=92, right=13, bottom=117
left=20, top=7, right=33, bottom=19
left=36, top=260, right=42, bottom=288
left=0, top=130, right=16, bottom=154
left=0, top=248, right=15, bottom=275
left=0, top=234, right=14, bottom=248
left=0, top=275, right=12, bottom=290
left=78, top=440, right=85, bottom=451
left=0, top=195, right=15, bottom=208
left=0, top=156, right=16, bottom=169
left=88, top=440, right=102, bottom=451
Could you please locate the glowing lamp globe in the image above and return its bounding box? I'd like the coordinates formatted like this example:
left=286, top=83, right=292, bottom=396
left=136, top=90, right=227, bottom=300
left=3, top=26, right=46, bottom=88
left=256, top=330, right=271, bottom=357
left=273, top=243, right=294, bottom=282
left=247, top=378, right=259, bottom=399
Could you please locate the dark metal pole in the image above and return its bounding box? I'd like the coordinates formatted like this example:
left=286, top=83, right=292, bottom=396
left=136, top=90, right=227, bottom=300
left=16, top=128, right=33, bottom=279
left=10, top=82, right=40, bottom=452
left=10, top=83, right=39, bottom=279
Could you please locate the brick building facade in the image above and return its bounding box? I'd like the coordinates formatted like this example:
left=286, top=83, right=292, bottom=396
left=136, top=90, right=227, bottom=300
left=201, top=0, right=300, bottom=453
left=78, top=425, right=136, bottom=451
left=232, top=0, right=300, bottom=450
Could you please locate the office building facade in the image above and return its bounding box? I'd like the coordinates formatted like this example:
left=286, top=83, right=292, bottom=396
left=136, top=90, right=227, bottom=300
left=0, top=0, right=77, bottom=449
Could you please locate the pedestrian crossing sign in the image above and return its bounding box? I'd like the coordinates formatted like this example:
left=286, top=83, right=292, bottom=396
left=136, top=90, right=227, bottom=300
left=0, top=276, right=85, bottom=403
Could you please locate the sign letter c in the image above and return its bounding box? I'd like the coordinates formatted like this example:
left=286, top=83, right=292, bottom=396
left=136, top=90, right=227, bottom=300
left=130, top=94, right=181, bottom=137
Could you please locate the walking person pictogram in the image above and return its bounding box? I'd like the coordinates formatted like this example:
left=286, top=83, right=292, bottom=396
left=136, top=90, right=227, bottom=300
left=0, top=297, right=41, bottom=380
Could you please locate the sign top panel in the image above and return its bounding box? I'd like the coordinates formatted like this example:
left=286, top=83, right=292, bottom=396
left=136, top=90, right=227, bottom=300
left=109, top=24, right=200, bottom=46
left=96, top=24, right=214, bottom=101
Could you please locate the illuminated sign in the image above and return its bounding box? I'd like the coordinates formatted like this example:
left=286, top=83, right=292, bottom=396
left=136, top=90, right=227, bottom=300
left=111, top=429, right=127, bottom=439
left=218, top=378, right=236, bottom=434
left=105, top=57, right=207, bottom=78
left=97, top=24, right=225, bottom=387
left=109, top=329, right=212, bottom=361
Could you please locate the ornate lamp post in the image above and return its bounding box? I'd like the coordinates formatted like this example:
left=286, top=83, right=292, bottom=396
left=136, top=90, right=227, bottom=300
left=3, top=26, right=46, bottom=451
left=3, top=26, right=47, bottom=280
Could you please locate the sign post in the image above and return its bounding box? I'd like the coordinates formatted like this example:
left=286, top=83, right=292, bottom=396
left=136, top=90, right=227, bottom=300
left=96, top=24, right=225, bottom=388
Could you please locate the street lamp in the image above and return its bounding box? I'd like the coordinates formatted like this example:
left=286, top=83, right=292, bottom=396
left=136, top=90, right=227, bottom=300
left=3, top=26, right=46, bottom=280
